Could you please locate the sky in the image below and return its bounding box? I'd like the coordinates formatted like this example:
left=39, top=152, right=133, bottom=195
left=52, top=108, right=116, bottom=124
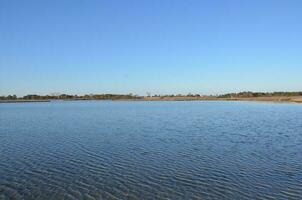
left=0, top=0, right=302, bottom=96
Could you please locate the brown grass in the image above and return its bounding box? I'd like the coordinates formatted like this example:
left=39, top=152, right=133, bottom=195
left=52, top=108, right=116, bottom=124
left=142, top=96, right=302, bottom=103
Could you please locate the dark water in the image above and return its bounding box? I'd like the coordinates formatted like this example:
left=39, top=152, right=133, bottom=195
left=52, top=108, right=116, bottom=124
left=0, top=101, right=302, bottom=199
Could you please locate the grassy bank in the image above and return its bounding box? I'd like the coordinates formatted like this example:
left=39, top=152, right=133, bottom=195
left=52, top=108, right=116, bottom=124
left=141, top=96, right=302, bottom=103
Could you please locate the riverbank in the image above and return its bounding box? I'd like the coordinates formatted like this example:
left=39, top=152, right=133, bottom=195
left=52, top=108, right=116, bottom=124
left=142, top=96, right=302, bottom=103
left=1, top=96, right=302, bottom=103
left=0, top=100, right=51, bottom=103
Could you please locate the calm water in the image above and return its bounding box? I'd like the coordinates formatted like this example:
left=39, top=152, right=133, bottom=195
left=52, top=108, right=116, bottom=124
left=0, top=101, right=302, bottom=199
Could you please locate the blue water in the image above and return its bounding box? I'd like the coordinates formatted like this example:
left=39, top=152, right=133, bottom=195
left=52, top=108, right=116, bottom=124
left=0, top=101, right=302, bottom=199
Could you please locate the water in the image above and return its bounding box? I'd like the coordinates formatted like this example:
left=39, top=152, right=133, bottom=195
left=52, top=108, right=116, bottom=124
left=0, top=101, right=302, bottom=199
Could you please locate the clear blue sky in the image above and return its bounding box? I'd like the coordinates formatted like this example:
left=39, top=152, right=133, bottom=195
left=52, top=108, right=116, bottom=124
left=1, top=0, right=301, bottom=96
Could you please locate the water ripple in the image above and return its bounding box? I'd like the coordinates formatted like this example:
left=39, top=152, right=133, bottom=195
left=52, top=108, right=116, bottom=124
left=0, top=101, right=302, bottom=199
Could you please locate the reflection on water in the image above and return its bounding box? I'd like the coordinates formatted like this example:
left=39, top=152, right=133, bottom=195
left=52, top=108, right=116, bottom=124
left=0, top=101, right=302, bottom=199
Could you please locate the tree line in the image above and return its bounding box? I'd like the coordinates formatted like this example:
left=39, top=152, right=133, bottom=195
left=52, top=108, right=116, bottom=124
left=1, top=91, right=301, bottom=100
left=0, top=94, right=142, bottom=100
left=217, top=91, right=302, bottom=98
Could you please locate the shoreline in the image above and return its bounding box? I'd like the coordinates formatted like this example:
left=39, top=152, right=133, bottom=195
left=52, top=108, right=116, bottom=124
left=1, top=96, right=302, bottom=104
left=0, top=100, right=51, bottom=103
left=141, top=96, right=302, bottom=103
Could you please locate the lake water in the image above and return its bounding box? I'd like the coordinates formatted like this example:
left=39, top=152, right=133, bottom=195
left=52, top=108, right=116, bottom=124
left=0, top=101, right=302, bottom=199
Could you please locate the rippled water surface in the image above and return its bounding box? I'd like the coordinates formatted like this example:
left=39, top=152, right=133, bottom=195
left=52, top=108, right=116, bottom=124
left=0, top=101, right=302, bottom=199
